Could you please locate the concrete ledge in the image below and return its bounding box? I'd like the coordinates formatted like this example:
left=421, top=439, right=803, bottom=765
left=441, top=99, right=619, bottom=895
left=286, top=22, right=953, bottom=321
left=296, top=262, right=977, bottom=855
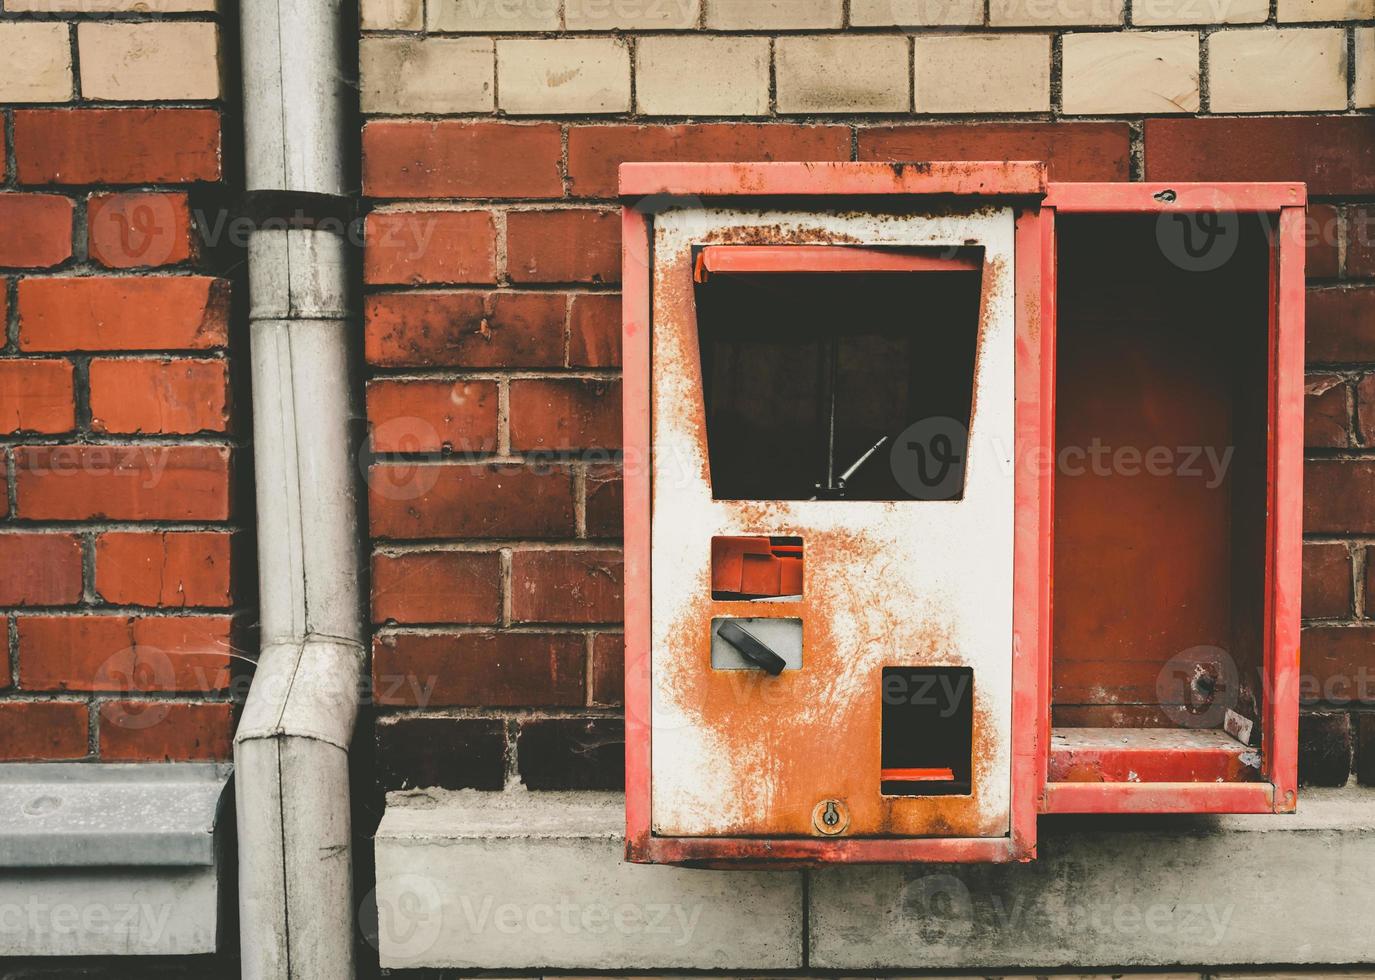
left=373, top=790, right=803, bottom=971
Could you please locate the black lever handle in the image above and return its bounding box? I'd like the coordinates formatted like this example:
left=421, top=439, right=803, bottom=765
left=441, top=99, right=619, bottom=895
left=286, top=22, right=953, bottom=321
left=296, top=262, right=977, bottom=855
left=716, top=620, right=787, bottom=676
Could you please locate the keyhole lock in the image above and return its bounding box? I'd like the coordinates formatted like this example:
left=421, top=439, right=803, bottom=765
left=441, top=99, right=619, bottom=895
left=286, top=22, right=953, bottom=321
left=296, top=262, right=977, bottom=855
left=811, top=798, right=850, bottom=837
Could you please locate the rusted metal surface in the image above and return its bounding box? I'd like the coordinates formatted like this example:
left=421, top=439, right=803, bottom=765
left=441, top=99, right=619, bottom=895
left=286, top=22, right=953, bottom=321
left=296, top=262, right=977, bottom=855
left=619, top=160, right=1047, bottom=198
left=695, top=245, right=981, bottom=280
left=1044, top=181, right=1305, bottom=212
left=1049, top=727, right=1262, bottom=783
left=1043, top=781, right=1274, bottom=814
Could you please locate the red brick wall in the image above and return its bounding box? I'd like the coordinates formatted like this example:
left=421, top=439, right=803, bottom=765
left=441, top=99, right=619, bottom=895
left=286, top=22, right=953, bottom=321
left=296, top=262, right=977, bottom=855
left=0, top=9, right=240, bottom=763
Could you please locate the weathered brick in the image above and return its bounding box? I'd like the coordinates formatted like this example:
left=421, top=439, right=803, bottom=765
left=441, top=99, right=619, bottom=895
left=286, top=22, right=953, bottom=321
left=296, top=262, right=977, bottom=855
left=567, top=123, right=853, bottom=197
left=360, top=37, right=494, bottom=115
left=428, top=0, right=557, bottom=30
left=0, top=702, right=88, bottom=761
left=1305, top=375, right=1349, bottom=448
left=15, top=445, right=231, bottom=521
left=1307, top=287, right=1375, bottom=363
left=18, top=277, right=230, bottom=352
left=1359, top=713, right=1375, bottom=785
left=775, top=36, right=910, bottom=114
left=704, top=0, right=843, bottom=28
left=507, top=210, right=620, bottom=285
left=89, top=358, right=229, bottom=435
left=636, top=37, right=770, bottom=117
left=584, top=463, right=623, bottom=539
left=376, top=717, right=506, bottom=792
left=1208, top=28, right=1347, bottom=113
left=0, top=360, right=76, bottom=435
left=517, top=717, right=624, bottom=790
left=509, top=378, right=622, bottom=451
left=1299, top=711, right=1352, bottom=785
left=15, top=109, right=221, bottom=185
left=1301, top=626, right=1375, bottom=704
left=1349, top=206, right=1375, bottom=278
left=363, top=121, right=563, bottom=199
left=1303, top=542, right=1352, bottom=619
left=78, top=22, right=220, bottom=101
left=365, top=291, right=566, bottom=368
left=858, top=123, right=1132, bottom=181
left=510, top=549, right=624, bottom=623
left=363, top=0, right=424, bottom=29
left=990, top=0, right=1124, bottom=25
left=1062, top=32, right=1199, bottom=115
left=0, top=23, right=74, bottom=104
left=17, top=614, right=233, bottom=692
left=852, top=0, right=983, bottom=25
left=1143, top=117, right=1375, bottom=194
left=1132, top=0, right=1266, bottom=24
left=0, top=533, right=84, bottom=606
left=1358, top=28, right=1375, bottom=108
left=365, top=210, right=497, bottom=286
left=367, top=379, right=499, bottom=455
left=1306, top=203, right=1341, bottom=280
left=99, top=701, right=233, bottom=762
left=590, top=632, right=624, bottom=707
left=371, top=551, right=503, bottom=624
left=1305, top=460, right=1375, bottom=534
left=568, top=293, right=621, bottom=368
left=369, top=463, right=575, bottom=539
left=94, top=531, right=233, bottom=608
left=372, top=631, right=585, bottom=705
left=1366, top=546, right=1375, bottom=616
left=88, top=192, right=194, bottom=269
left=566, top=0, right=700, bottom=28
left=1279, top=0, right=1374, bottom=19
left=497, top=38, right=631, bottom=115
left=0, top=195, right=74, bottom=268
left=1356, top=374, right=1375, bottom=444
left=914, top=35, right=1051, bottom=114
left=10, top=0, right=216, bottom=9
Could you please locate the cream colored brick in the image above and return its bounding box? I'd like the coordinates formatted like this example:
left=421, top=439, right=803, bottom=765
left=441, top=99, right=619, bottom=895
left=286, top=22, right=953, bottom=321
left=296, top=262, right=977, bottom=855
left=990, top=0, right=1124, bottom=25
left=78, top=22, right=219, bottom=101
left=1133, top=0, right=1266, bottom=25
left=361, top=37, right=494, bottom=114
left=428, top=0, right=559, bottom=30
left=1279, top=0, right=1374, bottom=20
left=704, top=0, right=844, bottom=29
left=915, top=34, right=1051, bottom=113
left=8, top=0, right=214, bottom=9
left=636, top=36, right=769, bottom=116
left=1209, top=28, right=1347, bottom=112
left=852, top=0, right=984, bottom=25
left=1357, top=28, right=1375, bottom=107
left=567, top=0, right=700, bottom=29
left=776, top=35, right=909, bottom=113
left=0, top=23, right=72, bottom=103
left=497, top=38, right=630, bottom=114
left=362, top=0, right=424, bottom=29
left=1062, top=31, right=1199, bottom=113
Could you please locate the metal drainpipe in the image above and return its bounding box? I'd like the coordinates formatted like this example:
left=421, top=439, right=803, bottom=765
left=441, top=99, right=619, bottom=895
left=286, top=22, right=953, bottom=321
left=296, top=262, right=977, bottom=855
left=234, top=1, right=363, bottom=977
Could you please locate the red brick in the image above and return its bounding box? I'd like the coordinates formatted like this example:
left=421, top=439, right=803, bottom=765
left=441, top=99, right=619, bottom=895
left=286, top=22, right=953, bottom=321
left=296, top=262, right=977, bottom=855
left=1349, top=205, right=1375, bottom=279
left=1366, top=546, right=1375, bottom=618
left=1306, top=203, right=1341, bottom=280
left=95, top=531, right=233, bottom=608
left=88, top=192, right=194, bottom=269
left=1301, top=625, right=1375, bottom=704
left=372, top=631, right=585, bottom=706
left=510, top=379, right=622, bottom=452
left=89, top=358, right=229, bottom=434
left=366, top=379, right=498, bottom=455
left=0, top=359, right=75, bottom=434
left=568, top=293, right=621, bottom=368
left=365, top=291, right=565, bottom=368
left=1303, top=543, right=1352, bottom=620
left=507, top=210, right=620, bottom=285
left=371, top=550, right=502, bottom=624
left=363, top=121, right=562, bottom=199
left=17, top=614, right=233, bottom=692
left=510, top=549, right=623, bottom=624
left=859, top=122, right=1131, bottom=182
left=365, top=209, right=497, bottom=286
left=0, top=533, right=83, bottom=606
left=0, top=702, right=88, bottom=761
left=1299, top=711, right=1351, bottom=786
left=0, top=195, right=74, bottom=268
left=1306, top=375, right=1349, bottom=448
left=590, top=632, right=624, bottom=707
left=15, top=109, right=221, bottom=186
left=1305, top=459, right=1375, bottom=534
left=1307, top=287, right=1375, bottom=364
left=15, top=445, right=231, bottom=521
left=1357, top=374, right=1375, bottom=446
left=369, top=462, right=575, bottom=539
left=585, top=463, right=623, bottom=539
left=1144, top=117, right=1375, bottom=195
left=18, top=277, right=230, bottom=352
left=98, top=701, right=233, bottom=762
left=568, top=123, right=853, bottom=197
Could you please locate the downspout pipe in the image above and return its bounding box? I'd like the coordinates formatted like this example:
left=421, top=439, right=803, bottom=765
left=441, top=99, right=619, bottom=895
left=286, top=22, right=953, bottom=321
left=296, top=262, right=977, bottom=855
left=235, top=1, right=363, bottom=977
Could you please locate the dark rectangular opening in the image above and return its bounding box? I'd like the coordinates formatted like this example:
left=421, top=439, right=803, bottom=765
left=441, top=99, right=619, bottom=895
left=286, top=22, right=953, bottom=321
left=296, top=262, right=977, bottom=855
left=696, top=259, right=982, bottom=501
left=880, top=666, right=973, bottom=796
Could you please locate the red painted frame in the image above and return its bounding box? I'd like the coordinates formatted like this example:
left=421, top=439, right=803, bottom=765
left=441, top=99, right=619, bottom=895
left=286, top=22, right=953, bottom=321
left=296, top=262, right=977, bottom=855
left=621, top=162, right=1051, bottom=865
left=1039, top=181, right=1305, bottom=816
